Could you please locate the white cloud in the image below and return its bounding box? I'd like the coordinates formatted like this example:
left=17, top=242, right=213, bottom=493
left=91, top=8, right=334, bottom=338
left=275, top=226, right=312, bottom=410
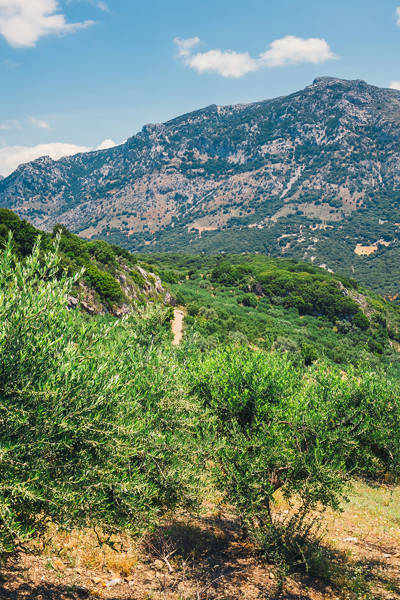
left=396, top=7, right=400, bottom=26
left=28, top=115, right=50, bottom=129
left=96, top=138, right=116, bottom=149
left=174, top=35, right=336, bottom=78
left=0, top=138, right=117, bottom=177
left=260, top=35, right=336, bottom=67
left=97, top=1, right=108, bottom=11
left=0, top=0, right=94, bottom=48
left=390, top=80, right=400, bottom=90
left=187, top=49, right=257, bottom=78
left=174, top=36, right=200, bottom=57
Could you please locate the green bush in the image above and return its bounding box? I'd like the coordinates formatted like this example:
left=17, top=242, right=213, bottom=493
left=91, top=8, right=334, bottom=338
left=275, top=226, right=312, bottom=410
left=352, top=311, right=370, bottom=330
left=300, top=342, right=318, bottom=366
left=86, top=239, right=117, bottom=267
left=130, top=268, right=146, bottom=288
left=0, top=236, right=201, bottom=556
left=241, top=293, right=258, bottom=308
left=189, top=346, right=400, bottom=545
left=85, top=263, right=124, bottom=302
left=159, top=269, right=180, bottom=284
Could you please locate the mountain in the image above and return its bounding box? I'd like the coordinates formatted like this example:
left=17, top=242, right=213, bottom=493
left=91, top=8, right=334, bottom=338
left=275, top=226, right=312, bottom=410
left=1, top=77, right=400, bottom=295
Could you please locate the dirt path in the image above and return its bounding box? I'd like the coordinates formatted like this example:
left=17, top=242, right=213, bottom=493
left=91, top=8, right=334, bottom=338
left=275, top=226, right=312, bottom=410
left=171, top=308, right=184, bottom=345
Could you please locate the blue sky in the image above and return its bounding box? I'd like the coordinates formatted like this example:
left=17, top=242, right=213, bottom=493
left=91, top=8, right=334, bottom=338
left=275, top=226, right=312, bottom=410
left=0, top=0, right=400, bottom=175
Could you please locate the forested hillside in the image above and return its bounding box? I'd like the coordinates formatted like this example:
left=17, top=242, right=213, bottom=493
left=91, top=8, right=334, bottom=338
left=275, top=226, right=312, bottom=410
left=0, top=208, right=170, bottom=316
left=3, top=209, right=400, bottom=370
left=141, top=252, right=400, bottom=371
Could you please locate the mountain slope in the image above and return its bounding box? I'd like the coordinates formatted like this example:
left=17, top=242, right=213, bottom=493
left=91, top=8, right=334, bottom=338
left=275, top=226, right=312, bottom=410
left=0, top=209, right=171, bottom=316
left=1, top=77, right=400, bottom=294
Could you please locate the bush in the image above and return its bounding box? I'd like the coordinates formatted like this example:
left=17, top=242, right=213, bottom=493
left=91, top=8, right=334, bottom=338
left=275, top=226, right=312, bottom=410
left=0, top=236, right=201, bottom=556
left=300, top=342, right=318, bottom=366
left=86, top=239, right=117, bottom=267
left=189, top=347, right=400, bottom=546
left=352, top=311, right=370, bottom=330
left=240, top=293, right=258, bottom=308
left=130, top=268, right=146, bottom=288
left=159, top=269, right=180, bottom=284
left=85, top=263, right=124, bottom=302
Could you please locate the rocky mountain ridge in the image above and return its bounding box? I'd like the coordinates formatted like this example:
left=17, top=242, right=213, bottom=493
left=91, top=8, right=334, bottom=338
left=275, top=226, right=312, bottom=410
left=1, top=77, right=400, bottom=294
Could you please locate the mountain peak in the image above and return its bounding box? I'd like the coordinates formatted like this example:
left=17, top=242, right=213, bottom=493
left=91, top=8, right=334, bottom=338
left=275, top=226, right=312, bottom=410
left=310, top=76, right=368, bottom=88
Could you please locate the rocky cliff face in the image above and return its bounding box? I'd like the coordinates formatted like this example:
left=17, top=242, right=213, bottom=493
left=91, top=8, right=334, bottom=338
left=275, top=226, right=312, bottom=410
left=1, top=77, right=400, bottom=293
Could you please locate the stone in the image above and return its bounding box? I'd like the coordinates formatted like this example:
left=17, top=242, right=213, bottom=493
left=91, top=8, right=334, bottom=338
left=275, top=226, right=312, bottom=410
left=105, top=577, right=123, bottom=588
left=67, top=296, right=79, bottom=308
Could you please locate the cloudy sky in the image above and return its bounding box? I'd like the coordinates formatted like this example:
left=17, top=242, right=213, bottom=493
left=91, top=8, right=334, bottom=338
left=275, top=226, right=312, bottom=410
left=0, top=0, right=400, bottom=176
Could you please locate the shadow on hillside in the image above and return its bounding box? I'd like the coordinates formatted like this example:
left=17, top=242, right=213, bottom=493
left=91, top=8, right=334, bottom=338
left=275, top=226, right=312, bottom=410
left=144, top=517, right=399, bottom=599
left=0, top=581, right=90, bottom=599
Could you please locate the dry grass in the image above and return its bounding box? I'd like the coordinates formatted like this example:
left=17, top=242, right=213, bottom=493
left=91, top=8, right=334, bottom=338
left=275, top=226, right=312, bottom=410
left=31, top=525, right=140, bottom=575
left=354, top=244, right=378, bottom=256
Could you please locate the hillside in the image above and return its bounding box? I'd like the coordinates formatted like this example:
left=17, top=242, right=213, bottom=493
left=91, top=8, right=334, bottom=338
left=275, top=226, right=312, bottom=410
left=141, top=252, right=400, bottom=370
left=0, top=209, right=171, bottom=316
left=2, top=208, right=400, bottom=370
left=1, top=77, right=400, bottom=296
left=2, top=224, right=400, bottom=600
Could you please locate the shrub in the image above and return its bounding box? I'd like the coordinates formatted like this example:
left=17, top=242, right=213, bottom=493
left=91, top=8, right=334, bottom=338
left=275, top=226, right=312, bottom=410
left=0, top=236, right=201, bottom=556
left=240, top=293, right=258, bottom=308
left=352, top=311, right=370, bottom=330
left=85, top=263, right=124, bottom=302
left=86, top=239, right=117, bottom=267
left=190, top=347, right=400, bottom=546
left=130, top=268, right=146, bottom=288
left=159, top=269, right=180, bottom=284
left=300, top=342, right=318, bottom=366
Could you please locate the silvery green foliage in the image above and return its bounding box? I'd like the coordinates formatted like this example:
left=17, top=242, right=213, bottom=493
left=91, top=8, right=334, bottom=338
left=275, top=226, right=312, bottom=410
left=0, top=235, right=200, bottom=555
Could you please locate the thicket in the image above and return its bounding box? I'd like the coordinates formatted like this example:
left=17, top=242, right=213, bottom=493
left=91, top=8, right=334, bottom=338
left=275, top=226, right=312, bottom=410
left=188, top=345, right=400, bottom=561
left=0, top=235, right=201, bottom=555
left=1, top=236, right=400, bottom=575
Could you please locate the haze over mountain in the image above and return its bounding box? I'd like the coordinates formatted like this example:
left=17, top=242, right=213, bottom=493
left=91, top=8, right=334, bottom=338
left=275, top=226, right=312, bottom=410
left=1, top=76, right=400, bottom=295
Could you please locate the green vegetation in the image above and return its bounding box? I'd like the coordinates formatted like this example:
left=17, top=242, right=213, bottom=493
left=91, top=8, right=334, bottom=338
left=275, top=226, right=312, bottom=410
left=1, top=233, right=400, bottom=598
left=84, top=263, right=125, bottom=302
left=130, top=193, right=400, bottom=298
left=190, top=345, right=400, bottom=561
left=0, top=235, right=199, bottom=555
left=0, top=209, right=161, bottom=309
left=138, top=252, right=400, bottom=370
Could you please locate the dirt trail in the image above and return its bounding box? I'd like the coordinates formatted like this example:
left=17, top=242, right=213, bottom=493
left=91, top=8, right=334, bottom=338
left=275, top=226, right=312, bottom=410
left=171, top=309, right=184, bottom=345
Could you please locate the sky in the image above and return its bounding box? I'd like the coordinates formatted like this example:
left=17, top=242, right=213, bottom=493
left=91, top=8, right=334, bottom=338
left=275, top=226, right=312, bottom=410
left=0, top=0, right=400, bottom=176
